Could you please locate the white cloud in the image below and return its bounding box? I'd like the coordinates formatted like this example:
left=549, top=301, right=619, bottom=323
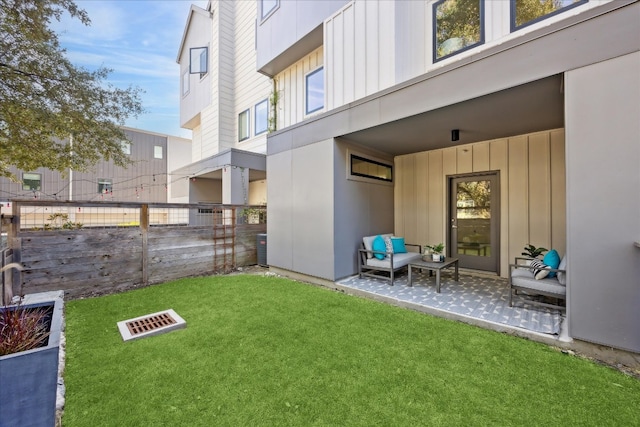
left=54, top=0, right=205, bottom=137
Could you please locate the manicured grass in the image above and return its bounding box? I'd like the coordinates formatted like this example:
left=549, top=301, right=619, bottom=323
left=63, top=275, right=640, bottom=426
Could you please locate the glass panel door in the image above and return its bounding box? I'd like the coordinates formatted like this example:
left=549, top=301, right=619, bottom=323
left=450, top=173, right=499, bottom=272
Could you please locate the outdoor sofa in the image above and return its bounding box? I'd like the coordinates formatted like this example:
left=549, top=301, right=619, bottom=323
left=358, top=234, right=422, bottom=285
left=508, top=255, right=567, bottom=311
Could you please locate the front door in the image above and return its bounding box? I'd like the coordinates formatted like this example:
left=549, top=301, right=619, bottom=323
left=449, top=173, right=499, bottom=273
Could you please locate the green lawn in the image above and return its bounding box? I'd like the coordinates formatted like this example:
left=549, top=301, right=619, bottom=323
left=63, top=275, right=640, bottom=426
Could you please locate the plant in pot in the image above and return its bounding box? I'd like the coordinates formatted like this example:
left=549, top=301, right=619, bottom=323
left=424, top=243, right=445, bottom=261
left=521, top=244, right=548, bottom=259
left=0, top=263, right=64, bottom=427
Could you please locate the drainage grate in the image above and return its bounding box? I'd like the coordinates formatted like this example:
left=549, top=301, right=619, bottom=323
left=117, top=309, right=186, bottom=342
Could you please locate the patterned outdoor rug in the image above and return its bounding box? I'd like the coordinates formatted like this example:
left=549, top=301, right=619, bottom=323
left=337, top=271, right=564, bottom=335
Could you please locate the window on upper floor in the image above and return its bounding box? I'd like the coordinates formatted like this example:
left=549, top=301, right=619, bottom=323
left=121, top=140, right=131, bottom=155
left=22, top=172, right=41, bottom=191
left=511, top=0, right=587, bottom=31
left=182, top=69, right=190, bottom=97
left=305, top=67, right=324, bottom=115
left=261, top=0, right=279, bottom=20
left=254, top=99, right=269, bottom=136
left=154, top=146, right=163, bottom=159
left=239, top=109, right=250, bottom=141
left=98, top=178, right=112, bottom=194
left=189, top=47, right=208, bottom=77
left=433, top=0, right=484, bottom=63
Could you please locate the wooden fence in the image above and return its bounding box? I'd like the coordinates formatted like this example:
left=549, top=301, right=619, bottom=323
left=5, top=200, right=266, bottom=298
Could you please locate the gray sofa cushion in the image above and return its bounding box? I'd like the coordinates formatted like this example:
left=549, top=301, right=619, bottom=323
left=366, top=252, right=422, bottom=269
left=363, top=234, right=393, bottom=259
left=511, top=268, right=566, bottom=297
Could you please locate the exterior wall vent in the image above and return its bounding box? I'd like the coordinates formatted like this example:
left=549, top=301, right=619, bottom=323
left=117, top=309, right=186, bottom=342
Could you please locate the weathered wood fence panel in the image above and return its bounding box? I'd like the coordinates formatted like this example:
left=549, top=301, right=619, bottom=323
left=8, top=201, right=266, bottom=298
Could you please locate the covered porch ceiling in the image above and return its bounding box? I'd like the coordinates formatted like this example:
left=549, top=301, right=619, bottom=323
left=340, top=74, right=564, bottom=156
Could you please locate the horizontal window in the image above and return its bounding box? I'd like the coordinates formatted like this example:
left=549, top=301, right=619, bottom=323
left=350, top=154, right=393, bottom=183
left=433, top=0, right=484, bottom=62
left=511, top=0, right=587, bottom=31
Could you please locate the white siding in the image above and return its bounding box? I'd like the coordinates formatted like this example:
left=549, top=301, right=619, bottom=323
left=233, top=0, right=272, bottom=154
left=273, top=47, right=324, bottom=130
left=178, top=8, right=211, bottom=129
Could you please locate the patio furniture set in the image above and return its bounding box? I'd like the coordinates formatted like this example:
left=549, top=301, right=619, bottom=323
left=358, top=234, right=566, bottom=310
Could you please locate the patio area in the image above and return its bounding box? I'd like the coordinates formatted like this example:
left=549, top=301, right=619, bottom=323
left=336, top=268, right=565, bottom=336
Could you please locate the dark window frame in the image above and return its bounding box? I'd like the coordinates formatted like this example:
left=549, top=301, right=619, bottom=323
left=510, top=0, right=588, bottom=32
left=350, top=154, right=393, bottom=183
left=22, top=172, right=41, bottom=191
left=432, top=0, right=485, bottom=63
left=189, top=46, right=208, bottom=77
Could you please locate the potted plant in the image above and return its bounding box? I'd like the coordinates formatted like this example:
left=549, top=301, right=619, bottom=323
left=0, top=263, right=64, bottom=427
left=424, top=243, right=445, bottom=261
left=521, top=244, right=548, bottom=259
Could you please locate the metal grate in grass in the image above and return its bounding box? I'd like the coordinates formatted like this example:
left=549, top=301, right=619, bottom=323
left=117, top=309, right=185, bottom=342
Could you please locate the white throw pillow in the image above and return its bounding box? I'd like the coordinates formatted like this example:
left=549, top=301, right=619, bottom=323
left=529, top=259, right=550, bottom=280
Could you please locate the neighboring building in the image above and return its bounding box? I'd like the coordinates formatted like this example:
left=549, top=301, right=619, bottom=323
left=255, top=0, right=640, bottom=356
left=0, top=127, right=191, bottom=209
left=173, top=2, right=271, bottom=206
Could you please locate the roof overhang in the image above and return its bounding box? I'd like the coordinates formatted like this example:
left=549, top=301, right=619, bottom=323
left=170, top=148, right=266, bottom=181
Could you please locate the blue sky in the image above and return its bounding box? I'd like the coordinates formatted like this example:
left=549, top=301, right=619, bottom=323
left=56, top=0, right=207, bottom=139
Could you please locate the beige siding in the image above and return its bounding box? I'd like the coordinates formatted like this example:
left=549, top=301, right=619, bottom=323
left=394, top=128, right=566, bottom=277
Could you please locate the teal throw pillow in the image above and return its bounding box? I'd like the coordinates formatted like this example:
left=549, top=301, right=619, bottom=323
left=372, top=235, right=387, bottom=260
left=391, top=237, right=407, bottom=253
left=543, top=249, right=561, bottom=278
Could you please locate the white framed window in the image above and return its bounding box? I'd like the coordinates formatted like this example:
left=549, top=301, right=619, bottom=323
left=511, top=0, right=587, bottom=31
left=261, top=0, right=279, bottom=20
left=239, top=109, right=250, bottom=141
left=254, top=99, right=269, bottom=136
left=98, top=178, right=112, bottom=194
left=433, top=0, right=484, bottom=62
left=305, top=67, right=324, bottom=115
left=182, top=69, right=190, bottom=96
left=154, top=146, right=163, bottom=159
left=22, top=172, right=41, bottom=191
left=121, top=140, right=131, bottom=155
left=189, top=46, right=208, bottom=77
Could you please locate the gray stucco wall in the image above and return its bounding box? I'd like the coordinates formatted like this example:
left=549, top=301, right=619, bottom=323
left=333, top=140, right=394, bottom=280
left=565, top=52, right=640, bottom=353
left=267, top=139, right=335, bottom=280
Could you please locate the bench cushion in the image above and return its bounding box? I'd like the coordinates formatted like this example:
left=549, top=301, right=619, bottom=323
left=511, top=268, right=566, bottom=297
left=366, top=252, right=422, bottom=269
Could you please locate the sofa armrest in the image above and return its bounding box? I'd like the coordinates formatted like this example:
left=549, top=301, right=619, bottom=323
left=405, top=243, right=422, bottom=253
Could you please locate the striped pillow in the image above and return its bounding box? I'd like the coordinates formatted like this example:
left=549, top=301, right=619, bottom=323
left=529, top=259, right=550, bottom=280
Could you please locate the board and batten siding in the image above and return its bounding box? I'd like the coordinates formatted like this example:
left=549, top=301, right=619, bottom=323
left=274, top=47, right=324, bottom=130
left=394, top=129, right=566, bottom=277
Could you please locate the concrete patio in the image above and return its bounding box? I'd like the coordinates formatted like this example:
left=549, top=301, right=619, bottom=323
left=333, top=268, right=569, bottom=346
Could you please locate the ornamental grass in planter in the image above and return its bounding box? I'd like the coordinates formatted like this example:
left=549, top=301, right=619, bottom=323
left=0, top=292, right=64, bottom=427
